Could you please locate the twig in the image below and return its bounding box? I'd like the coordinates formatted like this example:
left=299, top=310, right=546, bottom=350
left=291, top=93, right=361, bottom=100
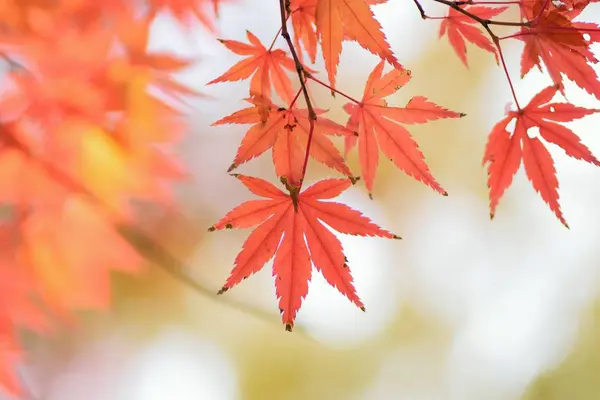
left=0, top=52, right=26, bottom=72
left=412, top=0, right=427, bottom=19
left=432, top=0, right=530, bottom=27
left=414, top=0, right=552, bottom=110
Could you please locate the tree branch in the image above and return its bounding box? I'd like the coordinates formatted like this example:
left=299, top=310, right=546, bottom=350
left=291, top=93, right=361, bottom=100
left=278, top=0, right=316, bottom=189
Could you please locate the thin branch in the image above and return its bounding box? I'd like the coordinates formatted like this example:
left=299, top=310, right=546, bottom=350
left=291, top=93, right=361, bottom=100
left=432, top=0, right=530, bottom=27
left=300, top=116, right=315, bottom=179
left=412, top=0, right=427, bottom=19
left=0, top=52, right=26, bottom=72
left=278, top=0, right=316, bottom=189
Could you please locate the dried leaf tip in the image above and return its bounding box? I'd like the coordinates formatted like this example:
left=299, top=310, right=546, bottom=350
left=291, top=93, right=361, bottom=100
left=208, top=226, right=216, bottom=232
left=285, top=323, right=293, bottom=332
left=360, top=306, right=366, bottom=312
left=349, top=176, right=360, bottom=185
left=227, top=163, right=238, bottom=173
left=490, top=212, right=495, bottom=220
left=459, top=113, right=467, bottom=117
left=368, top=193, right=373, bottom=200
left=392, top=235, right=402, bottom=240
left=217, top=38, right=225, bottom=44
left=217, top=287, right=228, bottom=295
left=442, top=191, right=448, bottom=197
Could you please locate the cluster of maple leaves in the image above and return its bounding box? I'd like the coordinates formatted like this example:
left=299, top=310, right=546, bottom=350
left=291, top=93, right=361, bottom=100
left=0, top=0, right=599, bottom=396
left=209, top=0, right=600, bottom=333
left=0, top=0, right=219, bottom=396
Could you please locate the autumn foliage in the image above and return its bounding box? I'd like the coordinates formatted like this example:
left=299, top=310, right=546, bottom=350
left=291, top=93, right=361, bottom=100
left=0, top=0, right=599, bottom=395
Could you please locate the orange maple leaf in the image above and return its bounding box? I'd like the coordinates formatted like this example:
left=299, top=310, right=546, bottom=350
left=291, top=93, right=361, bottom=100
left=213, top=100, right=355, bottom=186
left=314, top=0, right=401, bottom=89
left=343, top=61, right=464, bottom=196
left=484, top=85, right=600, bottom=226
left=208, top=31, right=299, bottom=103
left=290, top=0, right=319, bottom=64
left=113, top=14, right=201, bottom=104
left=22, top=197, right=142, bottom=313
left=289, top=0, right=388, bottom=65
left=146, top=0, right=220, bottom=30
left=209, top=175, right=398, bottom=330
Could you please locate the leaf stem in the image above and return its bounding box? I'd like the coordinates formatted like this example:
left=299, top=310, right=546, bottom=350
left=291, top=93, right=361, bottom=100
left=308, top=75, right=362, bottom=104
left=288, top=86, right=304, bottom=109
left=268, top=25, right=284, bottom=51
left=268, top=7, right=294, bottom=52
left=493, top=36, right=521, bottom=110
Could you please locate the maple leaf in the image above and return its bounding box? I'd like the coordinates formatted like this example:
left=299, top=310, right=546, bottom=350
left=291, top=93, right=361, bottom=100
left=113, top=14, right=201, bottom=104
left=483, top=85, right=600, bottom=226
left=289, top=0, right=388, bottom=65
left=208, top=31, right=299, bottom=103
left=439, top=5, right=508, bottom=67
left=213, top=100, right=355, bottom=186
left=314, top=0, right=401, bottom=89
left=22, top=197, right=142, bottom=313
left=209, top=175, right=399, bottom=330
left=343, top=61, right=464, bottom=196
left=518, top=0, right=598, bottom=21
left=518, top=1, right=600, bottom=99
left=290, top=0, right=318, bottom=64
left=146, top=0, right=219, bottom=30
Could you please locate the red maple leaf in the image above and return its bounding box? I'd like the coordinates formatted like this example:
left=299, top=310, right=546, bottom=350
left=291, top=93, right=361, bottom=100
left=439, top=5, right=508, bottom=67
left=208, top=175, right=398, bottom=330
left=213, top=100, right=355, bottom=187
left=519, top=0, right=597, bottom=20
left=484, top=85, right=600, bottom=226
left=518, top=1, right=600, bottom=99
left=343, top=61, right=464, bottom=196
left=208, top=31, right=298, bottom=103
